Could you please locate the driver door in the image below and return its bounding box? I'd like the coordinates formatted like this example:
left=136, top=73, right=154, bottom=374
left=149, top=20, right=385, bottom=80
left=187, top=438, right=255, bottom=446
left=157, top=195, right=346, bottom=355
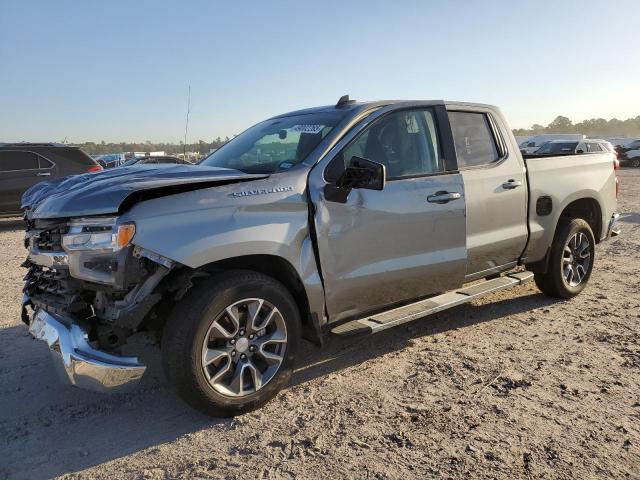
left=308, top=106, right=467, bottom=323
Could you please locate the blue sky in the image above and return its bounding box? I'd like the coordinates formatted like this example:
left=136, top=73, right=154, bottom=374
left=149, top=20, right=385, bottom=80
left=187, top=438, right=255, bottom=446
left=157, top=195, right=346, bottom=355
left=1, top=0, right=638, bottom=143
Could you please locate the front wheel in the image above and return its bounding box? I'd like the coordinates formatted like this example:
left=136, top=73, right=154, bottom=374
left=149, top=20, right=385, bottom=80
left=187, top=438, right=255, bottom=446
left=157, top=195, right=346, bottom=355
left=534, top=218, right=595, bottom=299
left=161, top=270, right=301, bottom=417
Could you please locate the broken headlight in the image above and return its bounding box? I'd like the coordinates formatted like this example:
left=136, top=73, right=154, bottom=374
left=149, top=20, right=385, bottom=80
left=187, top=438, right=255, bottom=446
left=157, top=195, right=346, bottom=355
left=62, top=217, right=135, bottom=252
left=62, top=217, right=136, bottom=285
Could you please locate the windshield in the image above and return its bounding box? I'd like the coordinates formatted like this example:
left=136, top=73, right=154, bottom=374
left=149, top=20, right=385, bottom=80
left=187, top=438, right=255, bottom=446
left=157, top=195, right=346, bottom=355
left=199, top=112, right=346, bottom=174
left=535, top=142, right=578, bottom=154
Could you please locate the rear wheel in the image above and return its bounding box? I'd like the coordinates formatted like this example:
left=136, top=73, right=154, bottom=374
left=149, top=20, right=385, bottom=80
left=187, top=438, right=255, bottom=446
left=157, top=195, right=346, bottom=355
left=162, top=270, right=300, bottom=417
left=534, top=218, right=595, bottom=299
left=631, top=158, right=640, bottom=168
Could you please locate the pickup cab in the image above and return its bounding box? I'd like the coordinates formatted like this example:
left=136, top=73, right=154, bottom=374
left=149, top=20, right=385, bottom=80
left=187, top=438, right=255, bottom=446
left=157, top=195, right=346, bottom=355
left=21, top=97, right=620, bottom=416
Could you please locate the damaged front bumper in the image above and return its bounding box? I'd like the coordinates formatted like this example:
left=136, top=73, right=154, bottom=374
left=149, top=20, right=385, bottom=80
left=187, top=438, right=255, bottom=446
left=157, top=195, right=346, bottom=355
left=28, top=308, right=146, bottom=393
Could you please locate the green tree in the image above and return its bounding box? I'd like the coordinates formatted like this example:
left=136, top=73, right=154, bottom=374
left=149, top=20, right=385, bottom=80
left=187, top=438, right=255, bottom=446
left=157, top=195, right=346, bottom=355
left=547, top=116, right=573, bottom=133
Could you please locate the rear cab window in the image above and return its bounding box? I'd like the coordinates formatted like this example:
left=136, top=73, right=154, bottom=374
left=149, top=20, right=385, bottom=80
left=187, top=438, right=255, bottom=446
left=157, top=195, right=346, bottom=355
left=447, top=111, right=501, bottom=168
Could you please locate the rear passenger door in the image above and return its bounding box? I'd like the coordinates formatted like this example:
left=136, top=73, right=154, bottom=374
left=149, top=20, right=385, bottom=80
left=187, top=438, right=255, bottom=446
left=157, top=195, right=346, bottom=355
left=447, top=109, right=528, bottom=279
left=0, top=151, right=54, bottom=213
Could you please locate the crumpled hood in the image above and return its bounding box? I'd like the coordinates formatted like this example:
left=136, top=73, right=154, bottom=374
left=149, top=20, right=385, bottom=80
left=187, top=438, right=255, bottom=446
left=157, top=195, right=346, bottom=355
left=22, top=164, right=267, bottom=219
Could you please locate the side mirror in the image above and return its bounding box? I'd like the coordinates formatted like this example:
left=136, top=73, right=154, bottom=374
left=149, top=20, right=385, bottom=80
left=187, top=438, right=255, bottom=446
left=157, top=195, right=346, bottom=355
left=324, top=156, right=386, bottom=203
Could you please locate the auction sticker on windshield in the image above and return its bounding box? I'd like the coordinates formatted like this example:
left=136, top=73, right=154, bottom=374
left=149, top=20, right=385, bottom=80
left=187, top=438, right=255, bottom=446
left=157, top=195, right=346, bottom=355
left=291, top=125, right=325, bottom=134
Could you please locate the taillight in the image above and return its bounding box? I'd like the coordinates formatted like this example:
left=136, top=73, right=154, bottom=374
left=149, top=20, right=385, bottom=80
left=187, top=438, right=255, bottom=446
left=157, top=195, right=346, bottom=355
left=614, top=159, right=619, bottom=198
left=87, top=165, right=103, bottom=173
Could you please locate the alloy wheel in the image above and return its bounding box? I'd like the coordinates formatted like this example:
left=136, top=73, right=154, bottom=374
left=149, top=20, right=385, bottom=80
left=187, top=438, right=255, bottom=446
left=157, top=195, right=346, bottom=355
left=200, top=298, right=287, bottom=397
left=562, top=232, right=592, bottom=287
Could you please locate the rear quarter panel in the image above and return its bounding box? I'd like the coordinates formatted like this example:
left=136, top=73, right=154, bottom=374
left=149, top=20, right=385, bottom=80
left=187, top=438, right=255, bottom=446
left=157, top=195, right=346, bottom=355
left=523, top=153, right=617, bottom=262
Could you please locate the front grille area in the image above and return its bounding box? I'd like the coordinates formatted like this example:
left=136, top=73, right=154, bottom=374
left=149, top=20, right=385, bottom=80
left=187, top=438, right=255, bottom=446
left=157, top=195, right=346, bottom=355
left=23, top=261, right=91, bottom=316
left=32, top=226, right=65, bottom=251
left=24, top=219, right=68, bottom=251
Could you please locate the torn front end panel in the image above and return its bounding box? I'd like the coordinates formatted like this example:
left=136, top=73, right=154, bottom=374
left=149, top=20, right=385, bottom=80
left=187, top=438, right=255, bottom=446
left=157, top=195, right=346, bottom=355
left=22, top=218, right=185, bottom=350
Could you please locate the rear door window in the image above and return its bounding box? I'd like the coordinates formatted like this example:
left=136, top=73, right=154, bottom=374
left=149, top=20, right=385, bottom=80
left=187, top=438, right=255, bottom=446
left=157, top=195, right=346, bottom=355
left=0, top=151, right=40, bottom=171
left=38, top=156, right=54, bottom=168
left=448, top=112, right=500, bottom=168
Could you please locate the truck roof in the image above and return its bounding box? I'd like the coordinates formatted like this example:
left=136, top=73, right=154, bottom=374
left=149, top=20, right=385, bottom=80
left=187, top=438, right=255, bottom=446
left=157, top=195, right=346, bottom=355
left=269, top=100, right=392, bottom=119
left=270, top=99, right=497, bottom=120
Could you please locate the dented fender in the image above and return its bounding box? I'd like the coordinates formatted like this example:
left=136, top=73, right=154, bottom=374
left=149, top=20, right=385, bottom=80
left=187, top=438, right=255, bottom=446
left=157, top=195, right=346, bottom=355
left=119, top=170, right=327, bottom=328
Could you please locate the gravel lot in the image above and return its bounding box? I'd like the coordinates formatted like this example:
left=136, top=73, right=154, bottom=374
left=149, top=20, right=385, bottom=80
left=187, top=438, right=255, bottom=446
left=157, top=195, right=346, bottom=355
left=1, top=169, right=639, bottom=480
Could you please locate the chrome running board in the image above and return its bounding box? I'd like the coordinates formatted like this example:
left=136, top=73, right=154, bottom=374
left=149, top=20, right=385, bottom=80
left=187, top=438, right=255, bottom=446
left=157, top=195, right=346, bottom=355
left=331, top=271, right=534, bottom=336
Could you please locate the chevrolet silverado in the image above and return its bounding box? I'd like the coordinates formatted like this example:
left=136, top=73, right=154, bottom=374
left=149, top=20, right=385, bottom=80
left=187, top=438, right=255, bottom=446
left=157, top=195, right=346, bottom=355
left=21, top=97, right=620, bottom=416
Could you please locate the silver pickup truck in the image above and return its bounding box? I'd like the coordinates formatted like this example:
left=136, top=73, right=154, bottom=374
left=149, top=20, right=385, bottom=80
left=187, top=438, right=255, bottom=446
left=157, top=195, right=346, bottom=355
left=21, top=97, right=619, bottom=416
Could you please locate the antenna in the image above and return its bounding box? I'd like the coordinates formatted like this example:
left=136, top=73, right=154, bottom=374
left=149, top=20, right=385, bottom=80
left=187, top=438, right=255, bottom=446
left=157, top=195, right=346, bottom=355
left=183, top=84, right=191, bottom=159
left=335, top=94, right=355, bottom=108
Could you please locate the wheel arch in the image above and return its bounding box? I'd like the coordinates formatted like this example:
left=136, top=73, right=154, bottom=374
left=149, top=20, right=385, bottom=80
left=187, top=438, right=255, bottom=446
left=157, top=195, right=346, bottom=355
left=197, top=254, right=323, bottom=346
left=558, top=197, right=603, bottom=242
left=527, top=195, right=603, bottom=275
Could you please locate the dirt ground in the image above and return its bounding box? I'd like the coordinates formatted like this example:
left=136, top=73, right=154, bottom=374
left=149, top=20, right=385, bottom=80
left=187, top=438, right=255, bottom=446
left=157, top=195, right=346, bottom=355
left=1, top=169, right=638, bottom=480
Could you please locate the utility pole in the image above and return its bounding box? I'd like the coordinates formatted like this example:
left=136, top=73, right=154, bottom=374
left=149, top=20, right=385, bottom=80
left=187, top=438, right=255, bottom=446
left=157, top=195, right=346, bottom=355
left=183, top=84, right=191, bottom=159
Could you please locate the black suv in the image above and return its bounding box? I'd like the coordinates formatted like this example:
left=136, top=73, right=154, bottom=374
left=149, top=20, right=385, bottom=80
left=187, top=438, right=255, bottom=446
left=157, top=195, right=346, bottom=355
left=0, top=143, right=102, bottom=215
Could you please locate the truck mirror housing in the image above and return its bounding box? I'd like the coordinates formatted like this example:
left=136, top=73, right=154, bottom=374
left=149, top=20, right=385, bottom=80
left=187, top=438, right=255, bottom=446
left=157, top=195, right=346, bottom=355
left=324, top=156, right=386, bottom=203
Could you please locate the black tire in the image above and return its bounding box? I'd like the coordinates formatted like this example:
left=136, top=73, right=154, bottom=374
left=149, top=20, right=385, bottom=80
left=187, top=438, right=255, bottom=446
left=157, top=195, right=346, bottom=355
left=631, top=158, right=640, bottom=168
left=534, top=218, right=595, bottom=299
left=161, top=270, right=301, bottom=417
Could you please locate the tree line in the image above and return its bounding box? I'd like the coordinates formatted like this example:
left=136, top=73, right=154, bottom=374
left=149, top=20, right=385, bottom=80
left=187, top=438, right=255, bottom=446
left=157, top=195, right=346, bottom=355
left=76, top=137, right=231, bottom=156
left=513, top=115, right=640, bottom=137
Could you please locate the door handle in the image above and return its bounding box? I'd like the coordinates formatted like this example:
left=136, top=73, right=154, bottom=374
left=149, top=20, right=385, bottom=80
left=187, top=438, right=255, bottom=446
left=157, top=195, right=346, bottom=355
left=502, top=179, right=522, bottom=189
left=36, top=172, right=51, bottom=177
left=427, top=191, right=462, bottom=204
